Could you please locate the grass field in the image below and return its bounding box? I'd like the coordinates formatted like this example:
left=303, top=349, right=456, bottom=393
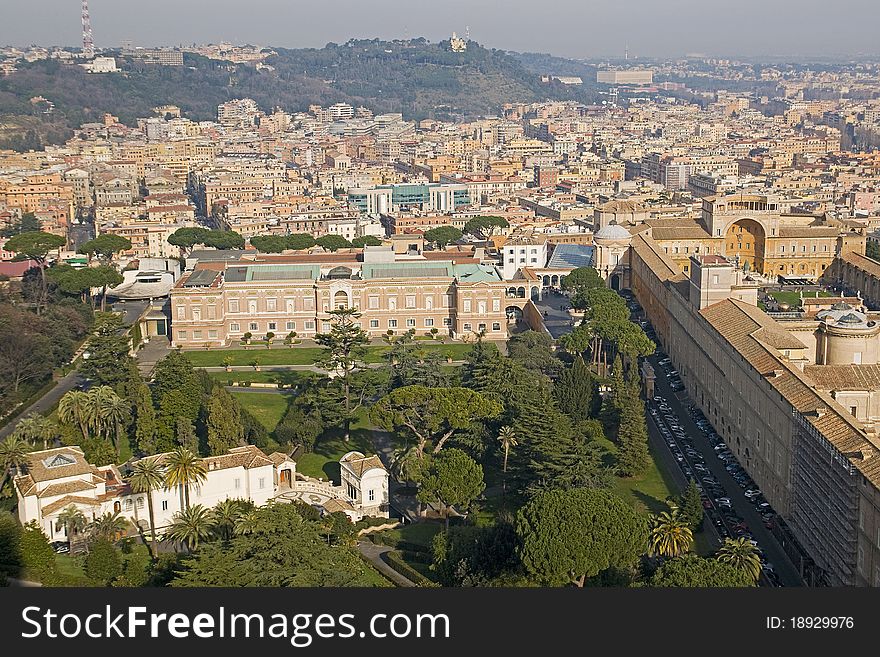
left=594, top=435, right=675, bottom=516
left=767, top=290, right=832, bottom=308
left=54, top=554, right=87, bottom=579
left=375, top=522, right=442, bottom=550
left=183, top=343, right=475, bottom=368
left=229, top=391, right=290, bottom=433
left=208, top=370, right=320, bottom=386
left=295, top=410, right=377, bottom=481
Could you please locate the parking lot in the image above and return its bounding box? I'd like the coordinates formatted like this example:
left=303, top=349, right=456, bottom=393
left=645, top=348, right=804, bottom=587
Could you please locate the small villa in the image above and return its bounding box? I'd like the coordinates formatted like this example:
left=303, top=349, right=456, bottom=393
left=14, top=444, right=389, bottom=541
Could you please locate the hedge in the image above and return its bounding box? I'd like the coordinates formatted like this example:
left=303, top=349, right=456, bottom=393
left=384, top=550, right=437, bottom=587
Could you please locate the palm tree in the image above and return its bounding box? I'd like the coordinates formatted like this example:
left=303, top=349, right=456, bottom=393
left=58, top=389, right=91, bottom=440
left=97, top=389, right=129, bottom=461
left=86, top=386, right=117, bottom=441
left=128, top=458, right=165, bottom=557
left=167, top=504, right=214, bottom=551
left=716, top=537, right=763, bottom=583
left=164, top=446, right=207, bottom=511
left=212, top=499, right=245, bottom=541
left=497, top=426, right=518, bottom=497
left=56, top=505, right=87, bottom=542
left=0, top=435, right=31, bottom=496
left=233, top=509, right=260, bottom=536
left=648, top=509, right=694, bottom=558
left=89, top=511, right=130, bottom=541
left=13, top=414, right=58, bottom=450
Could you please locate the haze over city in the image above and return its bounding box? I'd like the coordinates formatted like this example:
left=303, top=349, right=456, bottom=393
left=2, top=0, right=880, bottom=58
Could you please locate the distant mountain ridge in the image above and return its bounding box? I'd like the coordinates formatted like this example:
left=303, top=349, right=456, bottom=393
left=0, top=38, right=602, bottom=147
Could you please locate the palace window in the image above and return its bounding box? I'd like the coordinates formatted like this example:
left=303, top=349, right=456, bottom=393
left=230, top=323, right=240, bottom=332
left=249, top=322, right=258, bottom=331
left=229, top=299, right=239, bottom=312
left=286, top=321, right=296, bottom=331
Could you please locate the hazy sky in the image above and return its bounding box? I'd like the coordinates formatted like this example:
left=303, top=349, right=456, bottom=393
left=2, top=0, right=879, bottom=59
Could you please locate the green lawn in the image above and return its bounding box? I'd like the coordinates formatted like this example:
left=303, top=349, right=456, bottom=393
left=594, top=435, right=675, bottom=516
left=372, top=522, right=442, bottom=550
left=54, top=553, right=86, bottom=579
left=229, top=391, right=290, bottom=433
left=183, top=343, right=476, bottom=368
left=295, top=411, right=377, bottom=482
left=209, top=370, right=320, bottom=386
left=767, top=290, right=832, bottom=308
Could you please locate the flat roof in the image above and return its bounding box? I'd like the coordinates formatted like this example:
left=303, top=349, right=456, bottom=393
left=547, top=243, right=595, bottom=269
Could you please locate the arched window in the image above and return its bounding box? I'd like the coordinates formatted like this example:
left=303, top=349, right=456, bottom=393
left=334, top=290, right=348, bottom=309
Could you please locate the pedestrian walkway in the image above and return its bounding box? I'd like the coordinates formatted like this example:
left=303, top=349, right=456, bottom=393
left=0, top=371, right=83, bottom=440
left=357, top=540, right=416, bottom=587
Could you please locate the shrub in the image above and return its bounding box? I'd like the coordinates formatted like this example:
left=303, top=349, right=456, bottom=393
left=384, top=550, right=437, bottom=587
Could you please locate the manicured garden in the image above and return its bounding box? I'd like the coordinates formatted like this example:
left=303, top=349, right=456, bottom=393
left=183, top=343, right=476, bottom=367
left=208, top=370, right=320, bottom=387
left=229, top=391, right=291, bottom=433
left=295, top=412, right=377, bottom=481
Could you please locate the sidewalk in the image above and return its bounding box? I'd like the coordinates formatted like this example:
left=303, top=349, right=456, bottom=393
left=357, top=540, right=416, bottom=587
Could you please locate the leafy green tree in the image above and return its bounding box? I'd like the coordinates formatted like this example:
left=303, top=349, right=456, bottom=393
left=19, top=521, right=57, bottom=582
left=115, top=546, right=152, bottom=586
left=615, top=390, right=650, bottom=477
left=56, top=505, right=88, bottom=543
left=152, top=351, right=204, bottom=450
left=560, top=266, right=604, bottom=294
left=58, top=389, right=91, bottom=440
left=84, top=538, right=123, bottom=585
left=423, top=225, right=463, bottom=247
left=12, top=413, right=58, bottom=450
left=128, top=458, right=164, bottom=556
left=678, top=481, right=705, bottom=531
left=431, top=522, right=520, bottom=586
left=89, top=511, right=130, bottom=541
left=167, top=227, right=209, bottom=256
left=557, top=324, right=593, bottom=355
left=0, top=511, right=22, bottom=575
left=351, top=235, right=383, bottom=247
left=77, top=234, right=131, bottom=263
left=463, top=216, right=508, bottom=239
left=95, top=386, right=129, bottom=460
left=716, top=538, right=763, bottom=584
left=249, top=235, right=290, bottom=253
left=555, top=354, right=600, bottom=422
left=315, top=234, right=352, bottom=251
left=3, top=231, right=67, bottom=313
left=205, top=385, right=244, bottom=455
left=0, top=435, right=31, bottom=497
left=171, top=503, right=384, bottom=587
left=507, top=330, right=561, bottom=376
left=275, top=401, right=322, bottom=453
left=286, top=233, right=317, bottom=250
left=133, top=382, right=158, bottom=455
left=417, top=449, right=485, bottom=530
left=648, top=509, right=694, bottom=558
left=167, top=504, right=215, bottom=551
left=315, top=307, right=370, bottom=440
left=516, top=488, right=647, bottom=587
left=167, top=228, right=243, bottom=255
left=212, top=499, right=251, bottom=542
left=80, top=313, right=135, bottom=388
left=164, top=446, right=207, bottom=511
left=370, top=385, right=502, bottom=458
left=651, top=554, right=755, bottom=587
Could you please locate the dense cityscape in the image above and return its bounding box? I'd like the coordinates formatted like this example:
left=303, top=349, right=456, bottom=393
left=2, top=6, right=880, bottom=593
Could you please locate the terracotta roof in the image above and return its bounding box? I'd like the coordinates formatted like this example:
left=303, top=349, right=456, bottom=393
left=13, top=474, right=36, bottom=497
left=268, top=451, right=294, bottom=467
left=631, top=232, right=685, bottom=283
left=323, top=498, right=357, bottom=513
left=752, top=326, right=809, bottom=351
left=340, top=451, right=386, bottom=477
left=700, top=298, right=880, bottom=486
left=24, top=447, right=93, bottom=483
left=596, top=199, right=646, bottom=214
left=801, top=296, right=860, bottom=306
left=841, top=252, right=880, bottom=280
left=41, top=495, right=103, bottom=516
left=804, top=365, right=880, bottom=391
left=651, top=225, right=713, bottom=241
left=777, top=226, right=840, bottom=238
left=38, top=479, right=96, bottom=498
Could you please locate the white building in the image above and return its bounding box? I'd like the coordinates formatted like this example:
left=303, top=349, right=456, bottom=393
left=501, top=235, right=549, bottom=280
left=80, top=57, right=118, bottom=74
left=15, top=444, right=389, bottom=541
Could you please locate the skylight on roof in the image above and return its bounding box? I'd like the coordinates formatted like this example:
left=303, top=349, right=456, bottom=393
left=44, top=454, right=76, bottom=468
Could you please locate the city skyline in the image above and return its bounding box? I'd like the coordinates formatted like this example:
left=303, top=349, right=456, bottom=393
left=1, top=0, right=879, bottom=59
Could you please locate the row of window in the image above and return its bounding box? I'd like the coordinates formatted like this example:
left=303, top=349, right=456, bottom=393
left=144, top=477, right=268, bottom=511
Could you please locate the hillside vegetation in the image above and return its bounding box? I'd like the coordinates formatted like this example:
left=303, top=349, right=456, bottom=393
left=0, top=38, right=602, bottom=146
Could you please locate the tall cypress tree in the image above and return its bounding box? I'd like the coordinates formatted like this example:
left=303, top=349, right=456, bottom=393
left=205, top=386, right=244, bottom=455
left=616, top=385, right=650, bottom=477
left=556, top=354, right=600, bottom=423
left=133, top=382, right=158, bottom=455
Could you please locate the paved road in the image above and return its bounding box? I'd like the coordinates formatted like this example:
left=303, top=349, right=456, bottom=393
left=0, top=371, right=83, bottom=440
left=648, top=353, right=804, bottom=587
left=357, top=540, right=416, bottom=587
left=532, top=289, right=576, bottom=339
left=67, top=221, right=94, bottom=252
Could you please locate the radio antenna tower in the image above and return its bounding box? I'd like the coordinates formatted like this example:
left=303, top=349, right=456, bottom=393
left=81, top=0, right=95, bottom=59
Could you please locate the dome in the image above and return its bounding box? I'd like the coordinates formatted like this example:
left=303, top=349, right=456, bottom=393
left=838, top=313, right=863, bottom=325
left=831, top=302, right=852, bottom=311
left=594, top=222, right=632, bottom=241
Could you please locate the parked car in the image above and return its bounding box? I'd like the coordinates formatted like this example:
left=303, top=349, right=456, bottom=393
left=51, top=541, right=70, bottom=554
